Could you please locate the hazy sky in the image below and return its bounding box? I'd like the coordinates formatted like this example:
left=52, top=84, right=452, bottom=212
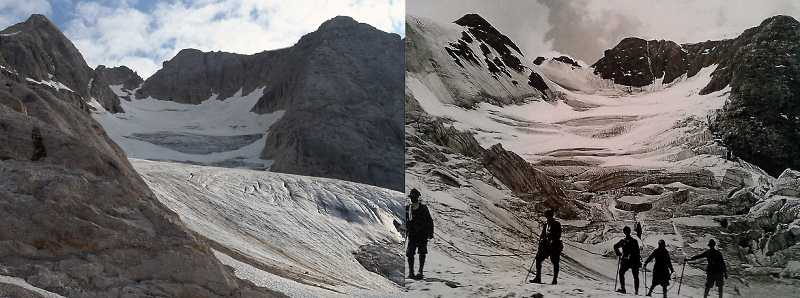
left=408, top=0, right=800, bottom=64
left=0, top=0, right=404, bottom=78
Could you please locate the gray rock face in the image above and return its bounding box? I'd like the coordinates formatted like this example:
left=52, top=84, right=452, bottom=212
left=94, top=65, right=143, bottom=92
left=0, top=15, right=121, bottom=113
left=0, top=18, right=280, bottom=298
left=136, top=16, right=403, bottom=191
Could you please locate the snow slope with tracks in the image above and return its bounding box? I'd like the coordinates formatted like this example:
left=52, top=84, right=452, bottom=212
left=131, top=159, right=405, bottom=297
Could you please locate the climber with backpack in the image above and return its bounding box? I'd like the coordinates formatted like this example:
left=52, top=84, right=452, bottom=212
left=644, top=239, right=675, bottom=297
left=614, top=226, right=642, bottom=294
left=688, top=239, right=728, bottom=298
left=529, top=209, right=563, bottom=285
left=405, top=188, right=434, bottom=280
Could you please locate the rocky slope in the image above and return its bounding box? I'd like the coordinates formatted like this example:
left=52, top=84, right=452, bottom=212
left=0, top=15, right=281, bottom=297
left=592, top=15, right=800, bottom=177
left=130, top=16, right=403, bottom=191
left=0, top=14, right=121, bottom=113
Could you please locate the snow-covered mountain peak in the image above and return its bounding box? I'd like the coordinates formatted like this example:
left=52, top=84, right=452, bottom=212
left=407, top=14, right=554, bottom=108
left=453, top=14, right=525, bottom=72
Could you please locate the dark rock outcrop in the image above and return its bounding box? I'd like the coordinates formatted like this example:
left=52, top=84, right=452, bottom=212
left=713, top=16, right=800, bottom=177
left=0, top=15, right=121, bottom=113
left=552, top=56, right=581, bottom=68
left=137, top=16, right=403, bottom=190
left=94, top=65, right=143, bottom=91
left=592, top=38, right=690, bottom=87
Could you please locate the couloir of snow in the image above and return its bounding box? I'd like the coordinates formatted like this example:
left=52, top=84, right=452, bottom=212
left=131, top=159, right=405, bottom=297
left=89, top=87, right=283, bottom=168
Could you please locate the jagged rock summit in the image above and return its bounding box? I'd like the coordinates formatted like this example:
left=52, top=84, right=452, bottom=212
left=0, top=14, right=281, bottom=297
left=94, top=65, right=143, bottom=92
left=0, top=14, right=122, bottom=113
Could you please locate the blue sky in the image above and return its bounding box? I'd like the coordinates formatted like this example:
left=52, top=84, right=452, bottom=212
left=0, top=0, right=404, bottom=78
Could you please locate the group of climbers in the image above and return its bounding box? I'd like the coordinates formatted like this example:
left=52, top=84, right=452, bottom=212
left=403, top=189, right=728, bottom=298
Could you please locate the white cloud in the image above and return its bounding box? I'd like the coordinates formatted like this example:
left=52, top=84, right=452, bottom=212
left=0, top=0, right=52, bottom=28
left=410, top=0, right=800, bottom=64
left=64, top=0, right=405, bottom=79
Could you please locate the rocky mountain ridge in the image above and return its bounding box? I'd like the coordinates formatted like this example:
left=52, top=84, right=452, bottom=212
left=0, top=14, right=122, bottom=113
left=124, top=16, right=404, bottom=190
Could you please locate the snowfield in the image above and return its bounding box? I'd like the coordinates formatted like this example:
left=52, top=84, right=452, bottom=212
left=90, top=87, right=283, bottom=169
left=409, top=66, right=731, bottom=171
left=131, top=159, right=406, bottom=297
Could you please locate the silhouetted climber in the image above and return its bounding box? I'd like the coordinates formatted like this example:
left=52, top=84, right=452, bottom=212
left=530, top=209, right=562, bottom=285
left=406, top=188, right=434, bottom=280
left=635, top=221, right=643, bottom=239
left=689, top=239, right=727, bottom=298
left=644, top=240, right=675, bottom=297
left=614, top=226, right=641, bottom=294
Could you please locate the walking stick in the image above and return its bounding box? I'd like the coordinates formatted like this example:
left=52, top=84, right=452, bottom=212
left=613, top=257, right=621, bottom=291
left=643, top=262, right=647, bottom=294
left=523, top=232, right=544, bottom=284
left=523, top=256, right=536, bottom=284
left=678, top=260, right=687, bottom=295
left=638, top=244, right=646, bottom=293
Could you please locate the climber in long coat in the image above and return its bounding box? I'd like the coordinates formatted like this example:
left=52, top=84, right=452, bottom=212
left=644, top=239, right=675, bottom=297
left=406, top=188, right=434, bottom=280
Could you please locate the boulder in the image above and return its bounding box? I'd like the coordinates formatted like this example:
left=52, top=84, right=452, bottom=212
left=722, top=167, right=754, bottom=189
left=767, top=169, right=800, bottom=198
left=615, top=196, right=654, bottom=212
left=728, top=187, right=761, bottom=214
left=640, top=184, right=666, bottom=195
